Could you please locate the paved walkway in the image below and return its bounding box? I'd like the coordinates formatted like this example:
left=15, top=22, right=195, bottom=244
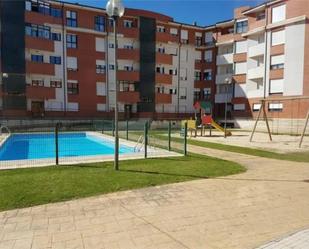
left=0, top=145, right=309, bottom=249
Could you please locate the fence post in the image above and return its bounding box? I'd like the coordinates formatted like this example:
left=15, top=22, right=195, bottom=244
left=126, top=119, right=129, bottom=140
left=55, top=123, right=59, bottom=165
left=184, top=122, right=187, bottom=156
left=102, top=120, right=104, bottom=134
left=168, top=121, right=171, bottom=151
left=144, top=121, right=148, bottom=158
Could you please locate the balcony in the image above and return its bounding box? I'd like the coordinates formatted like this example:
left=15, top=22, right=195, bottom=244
left=118, top=49, right=139, bottom=61
left=118, top=91, right=140, bottom=103
left=155, top=73, right=173, bottom=85
left=216, top=73, right=233, bottom=85
left=156, top=32, right=178, bottom=43
left=216, top=53, right=233, bottom=65
left=215, top=93, right=232, bottom=103
left=155, top=93, right=172, bottom=104
left=217, top=33, right=234, bottom=44
left=26, top=61, right=55, bottom=75
left=117, top=71, right=139, bottom=81
left=247, top=67, right=264, bottom=80
left=26, top=86, right=56, bottom=99
left=248, top=43, right=265, bottom=58
left=25, top=11, right=62, bottom=25
left=249, top=19, right=266, bottom=31
left=25, top=36, right=54, bottom=52
left=117, top=27, right=139, bottom=38
left=156, top=53, right=173, bottom=65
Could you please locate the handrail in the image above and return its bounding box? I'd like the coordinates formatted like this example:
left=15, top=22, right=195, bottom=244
left=0, top=126, right=10, bottom=135
left=134, top=135, right=144, bottom=152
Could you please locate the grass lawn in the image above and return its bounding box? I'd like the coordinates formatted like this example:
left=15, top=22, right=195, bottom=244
left=151, top=133, right=309, bottom=163
left=0, top=154, right=245, bottom=211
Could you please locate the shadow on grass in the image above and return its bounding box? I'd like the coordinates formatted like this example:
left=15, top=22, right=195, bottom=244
left=119, top=168, right=209, bottom=180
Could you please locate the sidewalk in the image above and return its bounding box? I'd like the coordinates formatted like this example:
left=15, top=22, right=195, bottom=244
left=0, top=145, right=309, bottom=249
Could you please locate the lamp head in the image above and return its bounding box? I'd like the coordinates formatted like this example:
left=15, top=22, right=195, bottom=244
left=106, top=0, right=125, bottom=18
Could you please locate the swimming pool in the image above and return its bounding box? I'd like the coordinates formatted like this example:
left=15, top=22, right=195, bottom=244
left=0, top=133, right=134, bottom=161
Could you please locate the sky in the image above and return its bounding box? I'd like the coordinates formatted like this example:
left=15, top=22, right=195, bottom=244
left=65, top=0, right=265, bottom=26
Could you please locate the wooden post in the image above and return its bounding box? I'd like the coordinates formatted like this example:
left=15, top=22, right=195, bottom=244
left=299, top=110, right=309, bottom=148
left=250, top=101, right=263, bottom=142
left=262, top=100, right=272, bottom=141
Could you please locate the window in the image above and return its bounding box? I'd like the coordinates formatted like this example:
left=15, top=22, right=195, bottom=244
left=157, top=86, right=165, bottom=93
left=170, top=28, right=178, bottom=36
left=158, top=47, right=165, bottom=53
left=179, top=88, right=187, bottom=100
left=95, top=37, right=105, bottom=52
left=96, top=65, right=106, bottom=74
left=108, top=19, right=114, bottom=27
left=97, top=103, right=106, bottom=111
left=66, top=10, right=77, bottom=27
left=268, top=103, right=283, bottom=112
left=50, top=80, right=62, bottom=88
left=124, top=44, right=133, bottom=50
left=253, top=103, right=261, bottom=111
left=234, top=84, right=246, bottom=98
left=234, top=62, right=247, bottom=75
left=169, top=69, right=177, bottom=75
left=157, top=26, right=165, bottom=33
left=67, top=81, right=79, bottom=94
left=271, top=30, right=285, bottom=46
left=119, top=81, right=136, bottom=92
left=31, top=54, right=43, bottom=63
left=235, top=40, right=247, bottom=54
left=203, top=88, right=211, bottom=99
left=51, top=33, right=61, bottom=41
left=203, top=70, right=212, bottom=81
left=66, top=34, right=77, bottom=48
left=195, top=33, right=202, bottom=46
left=169, top=88, right=177, bottom=95
left=205, top=32, right=213, bottom=46
left=195, top=71, right=202, bottom=81
left=124, top=65, right=133, bottom=71
left=67, top=57, right=78, bottom=71
left=204, top=50, right=212, bottom=62
left=49, top=56, right=61, bottom=65
left=270, top=55, right=284, bottom=70
left=109, top=43, right=115, bottom=48
left=96, top=82, right=106, bottom=96
left=50, top=8, right=62, bottom=18
left=180, top=48, right=188, bottom=62
left=109, top=64, right=115, bottom=70
left=236, top=20, right=248, bottom=34
left=270, top=79, right=284, bottom=94
left=31, top=79, right=44, bottom=87
left=180, top=68, right=187, bottom=80
left=272, top=5, right=286, bottom=23
left=181, top=30, right=188, bottom=44
left=156, top=67, right=164, bottom=74
left=124, top=20, right=133, bottom=28
left=234, top=104, right=245, bottom=111
left=95, top=16, right=105, bottom=31
left=25, top=23, right=50, bottom=39
left=194, top=89, right=201, bottom=100
left=67, top=102, right=79, bottom=111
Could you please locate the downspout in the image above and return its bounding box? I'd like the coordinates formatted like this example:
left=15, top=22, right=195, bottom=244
left=176, top=24, right=182, bottom=114
left=263, top=5, right=269, bottom=99
left=61, top=3, right=67, bottom=115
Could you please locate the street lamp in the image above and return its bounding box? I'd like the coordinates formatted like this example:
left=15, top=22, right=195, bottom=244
left=224, top=77, right=232, bottom=138
left=106, top=0, right=125, bottom=170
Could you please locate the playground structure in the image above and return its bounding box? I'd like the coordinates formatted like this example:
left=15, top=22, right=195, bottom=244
left=250, top=97, right=309, bottom=148
left=181, top=101, right=232, bottom=137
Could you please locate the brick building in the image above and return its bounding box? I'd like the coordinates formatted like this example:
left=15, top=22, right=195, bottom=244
left=0, top=0, right=308, bottom=122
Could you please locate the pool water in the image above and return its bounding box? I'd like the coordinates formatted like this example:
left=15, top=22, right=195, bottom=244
left=0, top=133, right=134, bottom=161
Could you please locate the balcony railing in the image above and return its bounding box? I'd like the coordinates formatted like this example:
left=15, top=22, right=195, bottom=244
left=216, top=53, right=233, bottom=65
left=117, top=71, right=139, bottom=81
left=155, top=73, right=173, bottom=85
left=26, top=86, right=56, bottom=99
left=118, top=91, right=140, bottom=103
left=26, top=61, right=55, bottom=75
left=155, top=93, right=172, bottom=104
left=118, top=49, right=139, bottom=61
left=156, top=32, right=178, bottom=43
left=247, top=66, right=264, bottom=80
left=25, top=36, right=54, bottom=52
left=216, top=73, right=233, bottom=84
left=156, top=53, right=173, bottom=65
left=248, top=43, right=265, bottom=58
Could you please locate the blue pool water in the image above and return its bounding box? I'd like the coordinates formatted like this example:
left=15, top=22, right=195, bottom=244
left=0, top=133, right=134, bottom=161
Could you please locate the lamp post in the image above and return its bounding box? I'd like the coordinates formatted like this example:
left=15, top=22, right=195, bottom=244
left=224, top=77, right=232, bottom=138
left=106, top=0, right=124, bottom=170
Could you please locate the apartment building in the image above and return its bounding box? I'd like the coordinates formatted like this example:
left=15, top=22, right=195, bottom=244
left=0, top=0, right=308, bottom=121
left=216, top=0, right=309, bottom=120
left=0, top=0, right=216, bottom=119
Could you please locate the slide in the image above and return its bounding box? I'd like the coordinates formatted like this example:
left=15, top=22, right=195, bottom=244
left=211, top=120, right=232, bottom=136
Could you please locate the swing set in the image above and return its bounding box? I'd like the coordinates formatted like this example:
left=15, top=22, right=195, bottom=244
left=250, top=97, right=309, bottom=148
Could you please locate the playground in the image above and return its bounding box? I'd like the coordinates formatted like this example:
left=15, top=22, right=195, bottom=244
left=179, top=100, right=309, bottom=154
